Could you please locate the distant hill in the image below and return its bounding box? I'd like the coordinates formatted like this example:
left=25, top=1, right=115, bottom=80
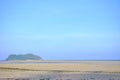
left=6, top=54, right=42, bottom=60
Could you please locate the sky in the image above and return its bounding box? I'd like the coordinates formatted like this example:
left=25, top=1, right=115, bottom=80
left=0, top=0, right=120, bottom=60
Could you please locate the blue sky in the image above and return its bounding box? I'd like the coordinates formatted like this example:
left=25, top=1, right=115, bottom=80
left=0, top=0, right=120, bottom=60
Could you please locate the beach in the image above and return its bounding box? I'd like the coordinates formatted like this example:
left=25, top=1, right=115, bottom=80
left=0, top=61, right=120, bottom=80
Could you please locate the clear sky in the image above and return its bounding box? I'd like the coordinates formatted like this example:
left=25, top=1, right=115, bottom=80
left=0, top=0, right=120, bottom=60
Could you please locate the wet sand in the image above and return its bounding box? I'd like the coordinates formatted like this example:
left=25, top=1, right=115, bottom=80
left=0, top=61, right=120, bottom=80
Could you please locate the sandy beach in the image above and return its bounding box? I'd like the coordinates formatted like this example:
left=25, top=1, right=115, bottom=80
left=0, top=61, right=120, bottom=80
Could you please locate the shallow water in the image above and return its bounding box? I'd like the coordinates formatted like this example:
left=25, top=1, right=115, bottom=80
left=0, top=73, right=120, bottom=80
left=0, top=60, right=120, bottom=64
left=0, top=61, right=82, bottom=64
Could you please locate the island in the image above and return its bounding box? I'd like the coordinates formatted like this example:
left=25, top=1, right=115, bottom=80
left=6, top=53, right=42, bottom=60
